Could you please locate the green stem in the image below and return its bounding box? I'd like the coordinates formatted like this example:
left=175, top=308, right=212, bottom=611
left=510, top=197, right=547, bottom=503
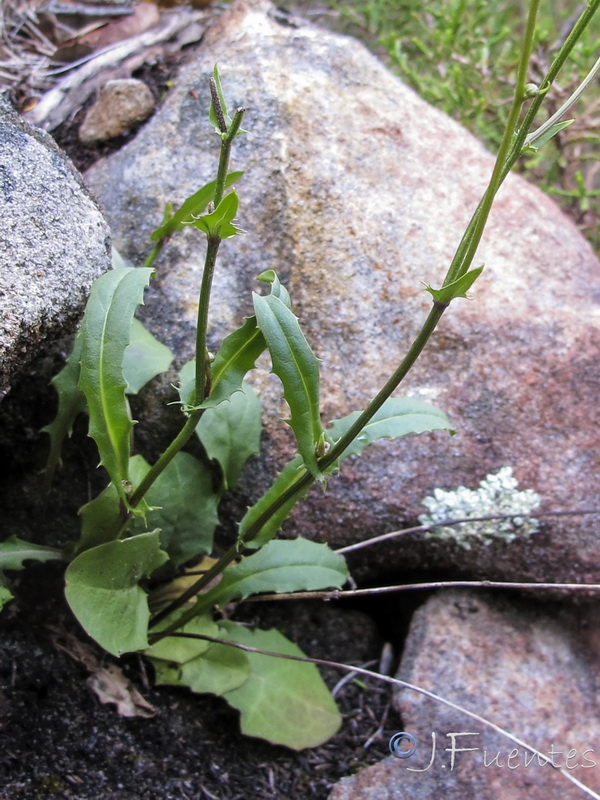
left=213, top=108, right=245, bottom=209
left=194, top=236, right=221, bottom=405
left=142, top=240, right=164, bottom=270
left=444, top=0, right=541, bottom=287
left=445, top=0, right=599, bottom=287
left=128, top=409, right=202, bottom=510
left=126, top=109, right=246, bottom=513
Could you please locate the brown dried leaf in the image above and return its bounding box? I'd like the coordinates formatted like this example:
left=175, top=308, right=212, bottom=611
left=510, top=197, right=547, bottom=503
left=87, top=664, right=157, bottom=718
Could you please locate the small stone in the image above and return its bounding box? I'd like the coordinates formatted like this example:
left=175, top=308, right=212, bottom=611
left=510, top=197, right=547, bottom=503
left=79, top=79, right=155, bottom=143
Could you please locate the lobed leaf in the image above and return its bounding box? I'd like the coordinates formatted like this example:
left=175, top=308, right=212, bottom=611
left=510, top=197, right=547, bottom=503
left=78, top=267, right=153, bottom=506
left=150, top=171, right=243, bottom=242
left=191, top=190, right=242, bottom=239
left=41, top=333, right=87, bottom=490
left=65, top=532, right=168, bottom=656
left=196, top=383, right=262, bottom=489
left=253, top=293, right=325, bottom=479
left=425, top=266, right=484, bottom=305
left=219, top=622, right=342, bottom=749
left=0, top=536, right=64, bottom=570
left=191, top=538, right=348, bottom=616
left=122, top=318, right=173, bottom=395
left=328, top=397, right=455, bottom=459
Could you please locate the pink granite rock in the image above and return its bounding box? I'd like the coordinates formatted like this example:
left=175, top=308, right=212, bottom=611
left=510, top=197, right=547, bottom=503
left=330, top=589, right=600, bottom=800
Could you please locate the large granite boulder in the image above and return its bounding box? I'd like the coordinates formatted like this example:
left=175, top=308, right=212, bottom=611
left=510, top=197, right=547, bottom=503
left=85, top=0, right=600, bottom=585
left=330, top=589, right=600, bottom=800
left=0, top=97, right=111, bottom=399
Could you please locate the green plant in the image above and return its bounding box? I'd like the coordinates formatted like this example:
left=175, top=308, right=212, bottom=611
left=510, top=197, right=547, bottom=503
left=1, top=0, right=599, bottom=753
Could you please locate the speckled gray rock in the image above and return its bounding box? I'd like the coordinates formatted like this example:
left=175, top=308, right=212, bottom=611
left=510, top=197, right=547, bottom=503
left=84, top=0, right=600, bottom=585
left=330, top=589, right=600, bottom=800
left=79, top=79, right=156, bottom=143
left=0, top=98, right=111, bottom=398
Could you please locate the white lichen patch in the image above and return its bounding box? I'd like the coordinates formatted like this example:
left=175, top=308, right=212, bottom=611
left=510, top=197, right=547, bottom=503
left=419, top=467, right=541, bottom=549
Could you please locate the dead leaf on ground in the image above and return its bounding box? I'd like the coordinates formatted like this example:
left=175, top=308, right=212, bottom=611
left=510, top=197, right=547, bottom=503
left=48, top=624, right=157, bottom=719
left=87, top=664, right=158, bottom=719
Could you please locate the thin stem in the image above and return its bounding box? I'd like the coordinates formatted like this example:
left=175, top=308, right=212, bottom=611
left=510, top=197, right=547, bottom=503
left=241, top=579, right=600, bottom=603
left=335, top=508, right=600, bottom=555
left=524, top=53, right=600, bottom=147
left=128, top=410, right=202, bottom=510
left=213, top=107, right=245, bottom=209
left=145, top=632, right=600, bottom=800
left=442, top=0, right=600, bottom=288
left=128, top=104, right=246, bottom=512
left=444, top=0, right=541, bottom=287
left=194, top=237, right=221, bottom=405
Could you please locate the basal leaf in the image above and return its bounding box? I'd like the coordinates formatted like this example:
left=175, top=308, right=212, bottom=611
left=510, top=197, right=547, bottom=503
left=147, top=614, right=250, bottom=695
left=425, top=266, right=483, bottom=305
left=77, top=482, right=122, bottom=554
left=238, top=456, right=308, bottom=549
left=42, top=333, right=87, bottom=490
left=220, top=622, right=342, bottom=749
left=253, top=293, right=325, bottom=479
left=191, top=538, right=348, bottom=616
left=328, top=397, right=455, bottom=459
left=150, top=171, right=243, bottom=242
left=145, top=614, right=219, bottom=663
left=78, top=267, right=153, bottom=506
left=179, top=643, right=250, bottom=695
left=65, top=532, right=167, bottom=656
left=196, top=383, right=262, bottom=489
left=0, top=536, right=64, bottom=570
left=129, top=452, right=219, bottom=568
left=0, top=578, right=13, bottom=611
left=123, top=318, right=173, bottom=395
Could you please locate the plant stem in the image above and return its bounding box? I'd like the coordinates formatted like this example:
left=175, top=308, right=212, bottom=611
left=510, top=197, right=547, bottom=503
left=241, top=579, right=600, bottom=603
left=127, top=109, right=245, bottom=512
left=127, top=410, right=202, bottom=510
left=444, top=0, right=541, bottom=287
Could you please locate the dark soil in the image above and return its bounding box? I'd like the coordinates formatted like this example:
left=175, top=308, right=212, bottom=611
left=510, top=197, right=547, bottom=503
left=0, top=569, right=402, bottom=800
